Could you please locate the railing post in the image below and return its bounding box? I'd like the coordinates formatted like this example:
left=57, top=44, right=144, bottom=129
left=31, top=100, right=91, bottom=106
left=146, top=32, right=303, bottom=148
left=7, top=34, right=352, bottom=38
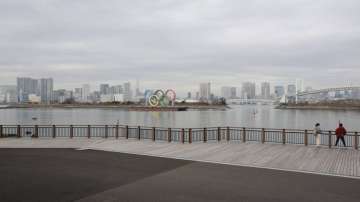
left=34, top=125, right=38, bottom=138
left=261, top=128, right=265, bottom=143
left=152, top=127, right=156, bottom=141
left=189, top=128, right=192, bottom=144
left=125, top=125, right=129, bottom=139
left=328, top=131, right=332, bottom=148
left=168, top=128, right=171, bottom=142
left=355, top=132, right=358, bottom=150
left=282, top=129, right=286, bottom=144
left=203, top=128, right=207, bottom=143
left=105, top=125, right=108, bottom=138
left=226, top=127, right=230, bottom=141
left=17, top=125, right=21, bottom=138
left=138, top=126, right=141, bottom=140
left=304, top=130, right=308, bottom=146
left=217, top=127, right=221, bottom=142
left=70, top=125, right=73, bottom=138
left=181, top=128, right=185, bottom=144
left=242, top=127, right=246, bottom=143
left=115, top=125, right=119, bottom=139
left=87, top=125, right=91, bottom=138
left=52, top=125, right=56, bottom=138
left=0, top=125, right=3, bottom=138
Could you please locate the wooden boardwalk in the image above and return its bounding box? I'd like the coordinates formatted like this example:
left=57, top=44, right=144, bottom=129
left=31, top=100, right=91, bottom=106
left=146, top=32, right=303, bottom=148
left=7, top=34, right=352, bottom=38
left=1, top=138, right=359, bottom=178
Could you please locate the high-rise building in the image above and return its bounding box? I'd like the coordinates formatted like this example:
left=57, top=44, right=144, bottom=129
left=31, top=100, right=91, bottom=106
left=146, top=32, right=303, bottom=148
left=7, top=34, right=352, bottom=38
left=296, top=79, right=304, bottom=93
left=90, top=91, right=101, bottom=103
left=100, top=84, right=110, bottom=95
left=187, top=92, right=192, bottom=99
left=230, top=87, right=237, bottom=99
left=61, top=90, right=74, bottom=103
left=221, top=86, right=237, bottom=99
left=261, top=82, right=271, bottom=99
left=17, top=77, right=53, bottom=104
left=287, top=84, right=296, bottom=97
left=199, top=82, right=211, bottom=101
left=195, top=92, right=200, bottom=100
left=123, top=82, right=132, bottom=102
left=0, top=85, right=17, bottom=103
left=82, top=84, right=90, bottom=102
left=274, top=86, right=285, bottom=98
left=110, top=85, right=123, bottom=95
left=242, top=82, right=256, bottom=99
left=53, top=89, right=67, bottom=103
left=38, top=78, right=53, bottom=104
left=74, top=88, right=82, bottom=102
left=210, top=93, right=215, bottom=101
left=17, top=77, right=38, bottom=103
left=135, top=80, right=141, bottom=96
left=221, top=87, right=230, bottom=99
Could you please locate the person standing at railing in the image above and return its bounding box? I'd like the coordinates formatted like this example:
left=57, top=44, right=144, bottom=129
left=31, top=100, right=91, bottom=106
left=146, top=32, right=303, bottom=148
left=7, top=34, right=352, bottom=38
left=335, top=123, right=347, bottom=147
left=314, top=123, right=321, bottom=146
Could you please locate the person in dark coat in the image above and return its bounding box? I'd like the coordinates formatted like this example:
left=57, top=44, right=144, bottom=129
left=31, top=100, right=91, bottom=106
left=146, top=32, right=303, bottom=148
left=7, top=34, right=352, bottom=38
left=335, top=123, right=347, bottom=147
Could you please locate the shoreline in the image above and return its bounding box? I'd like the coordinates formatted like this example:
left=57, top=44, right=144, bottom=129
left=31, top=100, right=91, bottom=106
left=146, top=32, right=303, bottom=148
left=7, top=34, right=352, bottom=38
left=276, top=105, right=360, bottom=110
left=1, top=104, right=229, bottom=111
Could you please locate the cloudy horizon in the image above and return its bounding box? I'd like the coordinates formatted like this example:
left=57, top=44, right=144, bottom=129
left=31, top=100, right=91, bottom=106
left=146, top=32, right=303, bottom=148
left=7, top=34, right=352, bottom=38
left=1, top=0, right=359, bottom=95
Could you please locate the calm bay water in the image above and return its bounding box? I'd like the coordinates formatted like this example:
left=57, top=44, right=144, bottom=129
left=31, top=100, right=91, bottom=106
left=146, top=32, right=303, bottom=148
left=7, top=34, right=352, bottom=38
left=0, top=105, right=360, bottom=131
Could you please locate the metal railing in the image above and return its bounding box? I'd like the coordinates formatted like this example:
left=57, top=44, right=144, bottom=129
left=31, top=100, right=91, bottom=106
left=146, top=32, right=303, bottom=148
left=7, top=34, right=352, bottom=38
left=0, top=124, right=358, bottom=150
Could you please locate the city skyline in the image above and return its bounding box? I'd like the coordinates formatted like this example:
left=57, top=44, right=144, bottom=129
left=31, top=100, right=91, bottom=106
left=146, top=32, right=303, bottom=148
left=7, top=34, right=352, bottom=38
left=0, top=1, right=359, bottom=92
left=2, top=76, right=309, bottom=99
left=1, top=76, right=315, bottom=104
left=1, top=75, right=313, bottom=96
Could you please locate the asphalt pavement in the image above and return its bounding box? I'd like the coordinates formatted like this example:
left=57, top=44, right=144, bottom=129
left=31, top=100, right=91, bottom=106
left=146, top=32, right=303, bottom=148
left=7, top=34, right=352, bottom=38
left=0, top=149, right=359, bottom=202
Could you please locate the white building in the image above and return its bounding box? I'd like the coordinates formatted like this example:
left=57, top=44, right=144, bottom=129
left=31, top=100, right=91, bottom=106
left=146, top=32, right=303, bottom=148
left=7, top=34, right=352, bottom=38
left=74, top=88, right=82, bottom=102
left=28, top=94, right=41, bottom=103
left=100, top=94, right=114, bottom=103
left=110, top=85, right=123, bottom=94
left=296, top=79, right=304, bottom=93
left=221, top=86, right=237, bottom=99
left=0, top=85, right=17, bottom=103
left=100, top=84, right=110, bottom=95
left=261, top=82, right=271, bottom=99
left=114, top=94, right=124, bottom=102
left=100, top=94, right=124, bottom=103
left=199, top=82, right=211, bottom=101
left=221, top=86, right=231, bottom=99
left=38, top=78, right=53, bottom=104
left=242, top=82, right=256, bottom=99
left=123, top=82, right=132, bottom=102
left=82, top=84, right=90, bottom=102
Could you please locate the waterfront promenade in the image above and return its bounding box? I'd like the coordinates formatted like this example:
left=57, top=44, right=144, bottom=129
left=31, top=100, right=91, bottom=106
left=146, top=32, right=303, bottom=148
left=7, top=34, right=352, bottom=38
left=2, top=148, right=360, bottom=202
left=2, top=130, right=360, bottom=201
left=1, top=124, right=360, bottom=201
left=1, top=137, right=360, bottom=178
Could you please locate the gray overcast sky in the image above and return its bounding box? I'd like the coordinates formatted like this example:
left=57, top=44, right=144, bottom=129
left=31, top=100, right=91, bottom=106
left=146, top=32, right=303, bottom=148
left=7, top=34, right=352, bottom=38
left=0, top=0, right=359, bottom=95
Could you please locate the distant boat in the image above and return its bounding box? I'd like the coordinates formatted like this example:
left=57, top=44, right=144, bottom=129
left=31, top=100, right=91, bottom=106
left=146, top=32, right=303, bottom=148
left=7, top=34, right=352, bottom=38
left=32, top=117, right=37, bottom=120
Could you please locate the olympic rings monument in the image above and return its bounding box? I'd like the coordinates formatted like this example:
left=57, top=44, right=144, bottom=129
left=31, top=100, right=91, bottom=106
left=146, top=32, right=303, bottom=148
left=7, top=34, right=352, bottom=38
left=144, top=89, right=177, bottom=107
